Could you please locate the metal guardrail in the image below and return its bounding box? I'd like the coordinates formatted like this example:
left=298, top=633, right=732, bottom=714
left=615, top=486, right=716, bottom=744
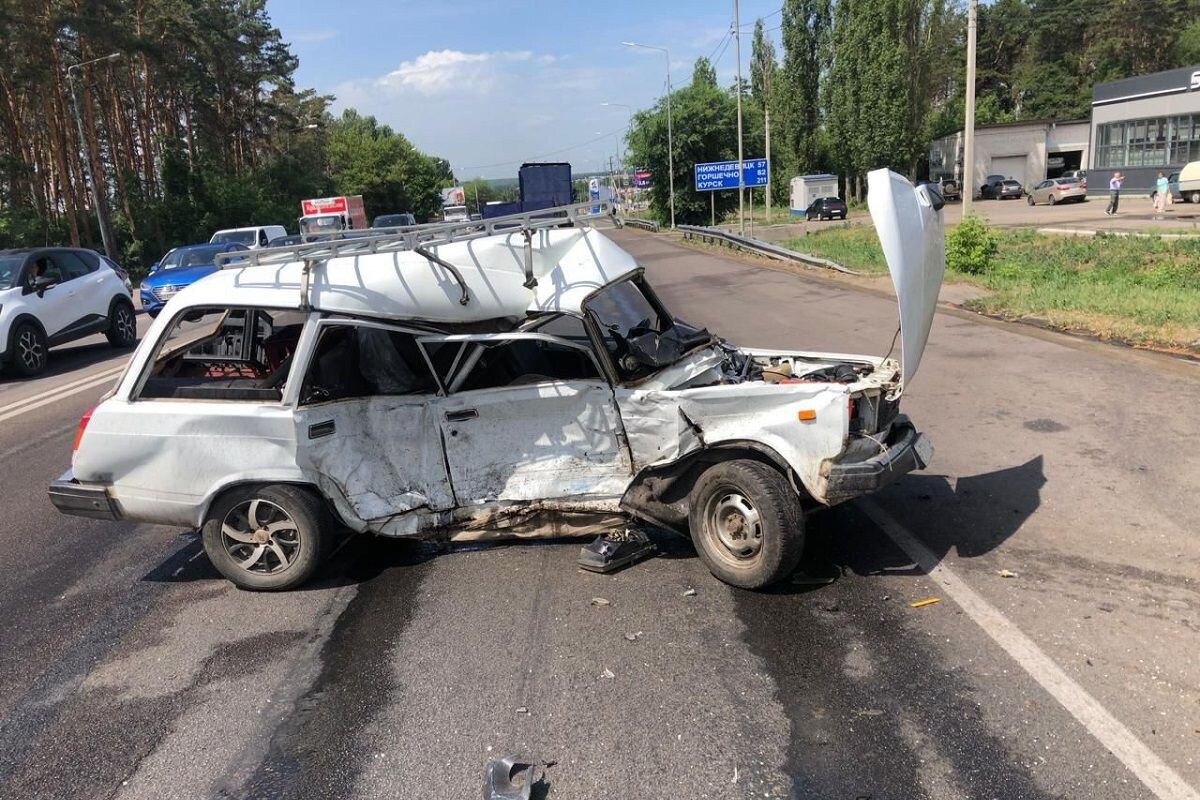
left=676, top=224, right=861, bottom=276
left=617, top=217, right=660, bottom=232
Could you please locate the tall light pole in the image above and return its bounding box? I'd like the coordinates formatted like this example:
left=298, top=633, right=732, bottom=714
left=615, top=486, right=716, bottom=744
left=962, top=0, right=978, bottom=217
left=622, top=41, right=675, bottom=228
left=602, top=103, right=635, bottom=208
left=66, top=51, right=121, bottom=258
left=733, top=1, right=746, bottom=235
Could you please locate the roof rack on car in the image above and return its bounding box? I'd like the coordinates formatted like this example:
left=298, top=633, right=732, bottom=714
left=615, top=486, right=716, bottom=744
left=213, top=200, right=616, bottom=311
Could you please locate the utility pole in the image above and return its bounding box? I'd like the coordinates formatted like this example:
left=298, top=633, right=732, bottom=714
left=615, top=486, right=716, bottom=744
left=962, top=0, right=978, bottom=217
left=762, top=46, right=772, bottom=225
left=622, top=43, right=675, bottom=227
left=66, top=52, right=121, bottom=258
left=733, top=1, right=746, bottom=236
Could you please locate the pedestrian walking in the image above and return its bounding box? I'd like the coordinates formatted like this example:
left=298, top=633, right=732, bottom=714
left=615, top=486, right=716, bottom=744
left=1106, top=172, right=1124, bottom=215
left=1154, top=171, right=1168, bottom=214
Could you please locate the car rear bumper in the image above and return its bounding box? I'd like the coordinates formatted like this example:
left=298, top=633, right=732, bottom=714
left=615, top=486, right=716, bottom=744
left=822, top=418, right=933, bottom=506
left=48, top=469, right=122, bottom=520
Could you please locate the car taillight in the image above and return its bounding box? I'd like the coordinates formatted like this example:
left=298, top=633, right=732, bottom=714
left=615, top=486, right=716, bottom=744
left=73, top=407, right=95, bottom=453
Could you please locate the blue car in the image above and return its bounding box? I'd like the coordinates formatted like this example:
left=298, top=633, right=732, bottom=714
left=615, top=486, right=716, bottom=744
left=139, top=243, right=248, bottom=317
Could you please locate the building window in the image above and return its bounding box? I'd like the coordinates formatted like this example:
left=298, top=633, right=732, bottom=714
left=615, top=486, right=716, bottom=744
left=1098, top=114, right=1200, bottom=168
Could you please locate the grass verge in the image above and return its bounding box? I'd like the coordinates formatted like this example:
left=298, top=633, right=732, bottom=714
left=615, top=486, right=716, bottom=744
left=782, top=225, right=1200, bottom=353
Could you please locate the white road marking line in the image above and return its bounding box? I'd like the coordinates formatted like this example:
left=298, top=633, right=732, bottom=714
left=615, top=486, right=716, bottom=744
left=0, top=363, right=126, bottom=414
left=858, top=498, right=1200, bottom=800
left=0, top=367, right=125, bottom=425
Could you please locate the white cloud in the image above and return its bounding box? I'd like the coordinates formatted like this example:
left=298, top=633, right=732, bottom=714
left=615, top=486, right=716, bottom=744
left=377, top=49, right=534, bottom=95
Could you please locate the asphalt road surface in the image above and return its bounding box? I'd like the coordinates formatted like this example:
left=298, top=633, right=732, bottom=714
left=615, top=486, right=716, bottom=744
left=0, top=230, right=1197, bottom=800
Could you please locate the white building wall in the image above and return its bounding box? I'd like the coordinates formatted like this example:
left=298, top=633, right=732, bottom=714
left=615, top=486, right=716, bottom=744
left=929, top=121, right=1090, bottom=196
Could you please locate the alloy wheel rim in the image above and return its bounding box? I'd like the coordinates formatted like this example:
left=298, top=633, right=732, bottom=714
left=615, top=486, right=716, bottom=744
left=116, top=307, right=135, bottom=341
left=220, top=499, right=301, bottom=574
left=18, top=330, right=44, bottom=370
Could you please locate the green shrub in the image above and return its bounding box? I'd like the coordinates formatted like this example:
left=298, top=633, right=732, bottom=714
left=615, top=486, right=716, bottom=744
left=946, top=214, right=999, bottom=275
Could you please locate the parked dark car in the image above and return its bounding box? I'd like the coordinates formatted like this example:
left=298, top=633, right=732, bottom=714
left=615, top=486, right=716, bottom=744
left=805, top=197, right=848, bottom=221
left=267, top=234, right=303, bottom=247
left=980, top=175, right=1023, bottom=199
left=372, top=213, right=417, bottom=228
left=938, top=178, right=961, bottom=201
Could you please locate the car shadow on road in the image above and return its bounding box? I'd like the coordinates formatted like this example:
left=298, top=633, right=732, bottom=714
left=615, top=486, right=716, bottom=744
left=0, top=340, right=127, bottom=386
left=779, top=455, right=1047, bottom=595
left=141, top=530, right=442, bottom=590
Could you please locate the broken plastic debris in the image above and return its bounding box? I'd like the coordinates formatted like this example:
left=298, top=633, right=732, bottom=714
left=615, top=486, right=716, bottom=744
left=997, top=569, right=1019, bottom=578
left=515, top=706, right=530, bottom=715
left=683, top=588, right=697, bottom=597
left=482, top=756, right=535, bottom=800
left=600, top=668, right=615, bottom=680
left=589, top=597, right=610, bottom=606
left=910, top=598, right=941, bottom=608
left=623, top=631, right=642, bottom=642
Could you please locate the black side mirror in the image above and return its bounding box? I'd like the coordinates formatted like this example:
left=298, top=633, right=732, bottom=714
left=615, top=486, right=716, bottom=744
left=33, top=275, right=58, bottom=296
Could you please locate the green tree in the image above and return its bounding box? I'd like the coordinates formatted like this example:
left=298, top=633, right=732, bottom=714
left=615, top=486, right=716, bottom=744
left=778, top=0, right=831, bottom=181
left=628, top=58, right=763, bottom=225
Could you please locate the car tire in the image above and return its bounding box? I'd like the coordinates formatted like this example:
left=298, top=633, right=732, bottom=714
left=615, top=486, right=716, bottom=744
left=10, top=321, right=48, bottom=377
left=687, top=459, right=805, bottom=590
left=1026, top=194, right=1034, bottom=205
left=106, top=300, right=137, bottom=348
left=146, top=308, right=159, bottom=319
left=1048, top=195, right=1057, bottom=206
left=1191, top=191, right=1200, bottom=204
left=201, top=484, right=330, bottom=591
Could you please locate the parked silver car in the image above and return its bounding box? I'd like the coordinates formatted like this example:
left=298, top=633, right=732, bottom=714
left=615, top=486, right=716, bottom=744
left=1027, top=177, right=1087, bottom=205
left=49, top=171, right=944, bottom=592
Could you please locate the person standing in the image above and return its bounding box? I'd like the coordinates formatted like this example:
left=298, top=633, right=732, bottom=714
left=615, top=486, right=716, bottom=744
left=1106, top=172, right=1124, bottom=216
left=1154, top=171, right=1168, bottom=214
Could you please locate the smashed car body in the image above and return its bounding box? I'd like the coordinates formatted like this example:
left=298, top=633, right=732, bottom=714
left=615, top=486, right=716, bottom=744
left=49, top=168, right=945, bottom=591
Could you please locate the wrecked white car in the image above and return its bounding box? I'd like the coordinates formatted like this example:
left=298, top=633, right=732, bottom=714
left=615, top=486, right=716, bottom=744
left=49, top=168, right=944, bottom=591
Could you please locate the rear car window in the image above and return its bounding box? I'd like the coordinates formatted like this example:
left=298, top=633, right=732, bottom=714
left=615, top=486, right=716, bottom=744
left=139, top=307, right=306, bottom=401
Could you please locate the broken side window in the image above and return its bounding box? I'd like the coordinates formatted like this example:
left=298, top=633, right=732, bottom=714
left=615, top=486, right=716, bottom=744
left=445, top=317, right=602, bottom=392
left=139, top=306, right=304, bottom=401
left=585, top=279, right=711, bottom=382
left=299, top=324, right=440, bottom=405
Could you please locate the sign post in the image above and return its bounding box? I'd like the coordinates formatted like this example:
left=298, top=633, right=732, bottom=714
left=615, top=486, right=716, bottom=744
left=694, top=159, right=769, bottom=228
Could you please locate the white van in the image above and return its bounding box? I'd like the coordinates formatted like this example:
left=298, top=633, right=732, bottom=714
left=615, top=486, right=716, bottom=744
left=210, top=226, right=288, bottom=250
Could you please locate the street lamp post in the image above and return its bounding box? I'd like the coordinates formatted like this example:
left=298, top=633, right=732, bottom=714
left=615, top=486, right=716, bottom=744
left=66, top=51, right=121, bottom=258
left=602, top=103, right=634, bottom=209
left=733, top=0, right=746, bottom=236
left=622, top=41, right=675, bottom=228
left=963, top=0, right=978, bottom=217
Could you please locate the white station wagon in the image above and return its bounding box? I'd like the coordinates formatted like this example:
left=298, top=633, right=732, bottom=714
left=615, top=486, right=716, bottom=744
left=50, top=169, right=945, bottom=591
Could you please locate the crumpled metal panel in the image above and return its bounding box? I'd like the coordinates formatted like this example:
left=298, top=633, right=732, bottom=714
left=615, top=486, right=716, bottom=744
left=294, top=397, right=454, bottom=525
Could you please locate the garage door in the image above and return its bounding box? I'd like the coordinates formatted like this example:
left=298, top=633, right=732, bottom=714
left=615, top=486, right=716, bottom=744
left=991, top=156, right=1027, bottom=187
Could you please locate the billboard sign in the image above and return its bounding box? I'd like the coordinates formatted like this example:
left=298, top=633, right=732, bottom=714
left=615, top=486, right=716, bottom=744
left=301, top=196, right=348, bottom=215
left=440, top=186, right=466, bottom=206
left=694, top=159, right=769, bottom=191
left=633, top=170, right=653, bottom=188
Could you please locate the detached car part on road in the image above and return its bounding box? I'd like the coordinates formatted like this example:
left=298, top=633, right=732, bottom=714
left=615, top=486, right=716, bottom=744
left=50, top=169, right=945, bottom=591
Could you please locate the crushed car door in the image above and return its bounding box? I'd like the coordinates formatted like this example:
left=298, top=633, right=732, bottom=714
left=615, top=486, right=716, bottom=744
left=421, top=328, right=633, bottom=506
left=293, top=319, right=455, bottom=527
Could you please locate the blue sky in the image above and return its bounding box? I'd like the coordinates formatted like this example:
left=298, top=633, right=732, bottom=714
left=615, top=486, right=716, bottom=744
left=265, top=0, right=784, bottom=179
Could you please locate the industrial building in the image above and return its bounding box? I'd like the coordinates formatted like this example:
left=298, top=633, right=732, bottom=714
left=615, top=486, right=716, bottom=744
left=930, top=64, right=1200, bottom=196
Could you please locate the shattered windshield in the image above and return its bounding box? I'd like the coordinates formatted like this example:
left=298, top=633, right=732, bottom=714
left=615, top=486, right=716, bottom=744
left=585, top=278, right=712, bottom=382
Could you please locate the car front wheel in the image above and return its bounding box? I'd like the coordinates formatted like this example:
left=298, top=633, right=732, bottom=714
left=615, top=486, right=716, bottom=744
left=1027, top=195, right=1035, bottom=205
left=10, top=322, right=47, bottom=377
left=688, top=459, right=805, bottom=589
left=1190, top=191, right=1200, bottom=204
left=1048, top=195, right=1057, bottom=206
left=201, top=484, right=330, bottom=591
left=106, top=301, right=137, bottom=347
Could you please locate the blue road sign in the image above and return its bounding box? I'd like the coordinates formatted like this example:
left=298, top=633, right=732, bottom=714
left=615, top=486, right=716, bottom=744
left=694, top=158, right=770, bottom=191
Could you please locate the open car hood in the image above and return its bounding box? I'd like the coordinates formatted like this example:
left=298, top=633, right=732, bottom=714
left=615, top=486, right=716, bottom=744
left=866, top=168, right=946, bottom=389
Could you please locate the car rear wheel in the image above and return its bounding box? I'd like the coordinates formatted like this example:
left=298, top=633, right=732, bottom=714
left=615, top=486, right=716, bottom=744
left=1190, top=191, right=1200, bottom=204
left=1026, top=194, right=1034, bottom=205
left=201, top=484, right=330, bottom=591
left=1048, top=195, right=1057, bottom=206
left=106, top=301, right=137, bottom=348
left=10, top=322, right=47, bottom=377
left=687, top=459, right=805, bottom=589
